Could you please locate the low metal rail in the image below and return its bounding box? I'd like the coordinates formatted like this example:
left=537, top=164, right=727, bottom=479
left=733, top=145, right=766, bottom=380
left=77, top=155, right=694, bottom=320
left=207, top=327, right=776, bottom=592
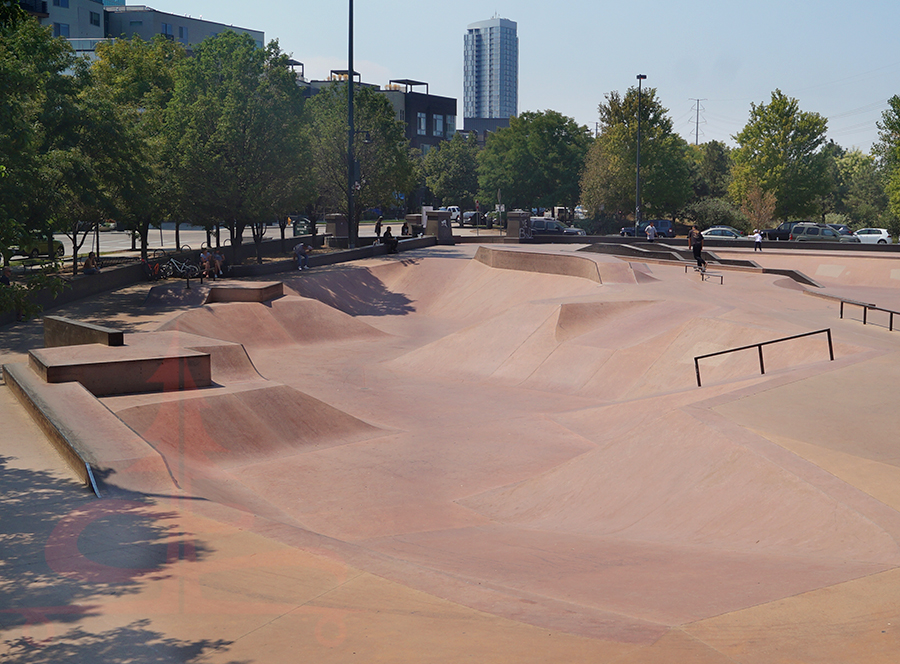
left=694, top=328, right=834, bottom=387
left=840, top=299, right=899, bottom=332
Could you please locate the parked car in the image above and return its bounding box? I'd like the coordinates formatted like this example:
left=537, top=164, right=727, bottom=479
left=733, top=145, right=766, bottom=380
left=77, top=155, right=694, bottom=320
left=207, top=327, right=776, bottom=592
left=708, top=225, right=745, bottom=236
left=854, top=228, right=892, bottom=244
left=531, top=217, right=586, bottom=235
left=790, top=223, right=860, bottom=242
left=441, top=206, right=460, bottom=223
left=461, top=211, right=481, bottom=226
left=701, top=227, right=742, bottom=240
left=12, top=237, right=65, bottom=258
left=826, top=223, right=853, bottom=236
left=763, top=220, right=808, bottom=241
left=621, top=220, right=675, bottom=238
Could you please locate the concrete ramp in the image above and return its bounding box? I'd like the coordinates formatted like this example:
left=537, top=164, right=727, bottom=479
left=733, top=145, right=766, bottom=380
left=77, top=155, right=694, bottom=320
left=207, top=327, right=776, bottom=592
left=158, top=296, right=388, bottom=348
left=114, top=383, right=381, bottom=470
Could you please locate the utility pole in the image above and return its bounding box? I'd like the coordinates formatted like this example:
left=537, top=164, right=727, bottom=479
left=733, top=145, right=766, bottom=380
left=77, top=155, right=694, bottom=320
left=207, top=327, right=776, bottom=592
left=690, top=98, right=707, bottom=145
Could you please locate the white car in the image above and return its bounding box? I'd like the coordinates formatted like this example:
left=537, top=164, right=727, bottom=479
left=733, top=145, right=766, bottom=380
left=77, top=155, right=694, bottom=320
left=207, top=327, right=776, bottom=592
left=853, top=228, right=892, bottom=244
left=701, top=227, right=742, bottom=240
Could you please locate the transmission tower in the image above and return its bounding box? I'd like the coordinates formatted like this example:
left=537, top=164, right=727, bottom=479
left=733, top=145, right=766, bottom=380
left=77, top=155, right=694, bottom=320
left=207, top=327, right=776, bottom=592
left=690, top=98, right=707, bottom=145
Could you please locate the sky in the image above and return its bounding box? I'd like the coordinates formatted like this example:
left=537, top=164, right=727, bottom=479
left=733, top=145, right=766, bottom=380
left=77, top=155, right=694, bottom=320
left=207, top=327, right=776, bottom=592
left=144, top=0, right=900, bottom=154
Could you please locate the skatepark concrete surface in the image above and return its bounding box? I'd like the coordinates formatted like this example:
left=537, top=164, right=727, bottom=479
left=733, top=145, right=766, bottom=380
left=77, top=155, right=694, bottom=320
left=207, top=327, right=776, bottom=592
left=2, top=241, right=900, bottom=662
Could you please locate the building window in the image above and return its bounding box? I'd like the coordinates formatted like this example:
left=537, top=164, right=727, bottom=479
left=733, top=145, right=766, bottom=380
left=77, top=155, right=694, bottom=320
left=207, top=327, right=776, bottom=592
left=178, top=26, right=188, bottom=41
left=446, top=115, right=456, bottom=137
left=52, top=23, right=70, bottom=37
left=90, top=11, right=100, bottom=26
left=52, top=0, right=69, bottom=7
left=161, top=23, right=173, bottom=36
left=129, top=20, right=143, bottom=26
left=433, top=115, right=443, bottom=137
left=417, top=112, right=426, bottom=136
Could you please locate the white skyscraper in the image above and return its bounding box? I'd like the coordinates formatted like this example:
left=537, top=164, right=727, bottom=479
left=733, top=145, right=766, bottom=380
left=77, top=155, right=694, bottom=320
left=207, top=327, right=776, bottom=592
left=463, top=17, right=518, bottom=121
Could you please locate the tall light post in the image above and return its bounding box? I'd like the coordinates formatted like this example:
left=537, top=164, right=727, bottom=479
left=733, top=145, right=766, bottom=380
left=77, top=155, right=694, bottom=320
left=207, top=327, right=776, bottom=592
left=635, top=74, right=647, bottom=238
left=347, top=0, right=356, bottom=248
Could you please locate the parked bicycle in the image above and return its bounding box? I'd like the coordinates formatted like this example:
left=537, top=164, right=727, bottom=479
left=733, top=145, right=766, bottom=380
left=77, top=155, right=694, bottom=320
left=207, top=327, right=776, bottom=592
left=160, top=256, right=200, bottom=279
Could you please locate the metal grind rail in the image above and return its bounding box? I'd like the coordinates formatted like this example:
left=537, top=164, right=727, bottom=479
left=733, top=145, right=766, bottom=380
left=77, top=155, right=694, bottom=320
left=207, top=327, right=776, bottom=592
left=840, top=299, right=899, bottom=332
left=694, top=328, right=834, bottom=387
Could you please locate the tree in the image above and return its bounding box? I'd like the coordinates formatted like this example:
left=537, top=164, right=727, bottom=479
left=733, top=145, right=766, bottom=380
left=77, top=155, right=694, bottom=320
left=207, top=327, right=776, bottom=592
left=91, top=36, right=186, bottom=260
left=874, top=95, right=900, bottom=234
left=167, top=31, right=309, bottom=264
left=581, top=87, right=693, bottom=220
left=730, top=89, right=830, bottom=221
left=423, top=132, right=479, bottom=209
left=478, top=110, right=591, bottom=212
left=306, top=82, right=413, bottom=234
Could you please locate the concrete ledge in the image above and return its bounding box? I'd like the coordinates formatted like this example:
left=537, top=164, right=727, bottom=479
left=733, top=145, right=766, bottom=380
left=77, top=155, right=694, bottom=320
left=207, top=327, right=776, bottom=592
left=3, top=362, right=171, bottom=494
left=206, top=281, right=283, bottom=304
left=29, top=345, right=211, bottom=397
left=43, top=315, right=124, bottom=348
left=474, top=246, right=602, bottom=283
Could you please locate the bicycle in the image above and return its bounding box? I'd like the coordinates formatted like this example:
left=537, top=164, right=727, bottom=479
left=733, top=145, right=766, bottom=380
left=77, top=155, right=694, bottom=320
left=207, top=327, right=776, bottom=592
left=160, top=256, right=200, bottom=279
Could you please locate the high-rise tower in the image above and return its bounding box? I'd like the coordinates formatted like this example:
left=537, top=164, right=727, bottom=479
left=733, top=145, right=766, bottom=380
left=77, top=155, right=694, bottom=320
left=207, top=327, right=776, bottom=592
left=463, top=17, right=518, bottom=126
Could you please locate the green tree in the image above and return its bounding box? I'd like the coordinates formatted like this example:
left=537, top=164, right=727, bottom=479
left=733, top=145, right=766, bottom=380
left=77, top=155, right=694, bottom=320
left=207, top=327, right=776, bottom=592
left=874, top=95, right=900, bottom=234
left=423, top=132, right=479, bottom=209
left=167, top=31, right=309, bottom=264
left=730, top=89, right=830, bottom=221
left=91, top=36, right=186, bottom=259
left=0, top=16, right=81, bottom=260
left=478, top=110, right=591, bottom=212
left=581, top=87, right=693, bottom=220
left=306, top=83, right=413, bottom=235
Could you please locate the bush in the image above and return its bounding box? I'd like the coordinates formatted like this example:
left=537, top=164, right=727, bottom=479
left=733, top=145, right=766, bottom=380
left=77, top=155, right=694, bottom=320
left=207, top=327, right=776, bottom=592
left=683, top=197, right=747, bottom=231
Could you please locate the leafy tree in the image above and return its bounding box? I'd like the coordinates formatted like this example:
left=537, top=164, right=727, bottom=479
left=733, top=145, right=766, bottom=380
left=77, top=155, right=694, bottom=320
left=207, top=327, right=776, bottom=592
left=0, top=16, right=82, bottom=260
left=167, top=31, right=309, bottom=264
left=581, top=87, right=693, bottom=221
left=740, top=182, right=776, bottom=230
left=832, top=149, right=887, bottom=228
left=478, top=110, right=591, bottom=212
left=0, top=0, right=24, bottom=29
left=423, top=132, right=479, bottom=209
left=306, top=82, right=413, bottom=239
left=730, top=89, right=830, bottom=221
left=91, top=36, right=186, bottom=259
left=874, top=95, right=900, bottom=234
left=692, top=140, right=732, bottom=199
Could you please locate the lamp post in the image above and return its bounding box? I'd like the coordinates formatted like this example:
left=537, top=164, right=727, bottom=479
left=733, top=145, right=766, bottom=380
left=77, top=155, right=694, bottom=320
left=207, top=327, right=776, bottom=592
left=347, top=0, right=356, bottom=248
left=635, top=74, right=647, bottom=238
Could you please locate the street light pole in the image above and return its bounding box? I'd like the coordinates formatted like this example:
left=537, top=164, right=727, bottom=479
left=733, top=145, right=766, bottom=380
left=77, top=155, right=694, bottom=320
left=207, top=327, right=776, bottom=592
left=635, top=74, right=647, bottom=238
left=347, top=0, right=356, bottom=248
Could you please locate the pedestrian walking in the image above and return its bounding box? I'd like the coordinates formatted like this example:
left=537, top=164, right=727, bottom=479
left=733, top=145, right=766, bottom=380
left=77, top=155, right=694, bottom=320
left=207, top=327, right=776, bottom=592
left=688, top=225, right=707, bottom=271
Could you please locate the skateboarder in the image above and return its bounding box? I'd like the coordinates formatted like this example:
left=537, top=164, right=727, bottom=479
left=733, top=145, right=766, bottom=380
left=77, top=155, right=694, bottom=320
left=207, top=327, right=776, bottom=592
left=688, top=226, right=707, bottom=271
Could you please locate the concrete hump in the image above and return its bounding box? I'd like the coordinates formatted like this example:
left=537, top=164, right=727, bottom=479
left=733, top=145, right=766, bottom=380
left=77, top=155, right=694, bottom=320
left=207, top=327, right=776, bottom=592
left=459, top=407, right=900, bottom=563
left=115, top=384, right=381, bottom=471
left=157, top=296, right=387, bottom=348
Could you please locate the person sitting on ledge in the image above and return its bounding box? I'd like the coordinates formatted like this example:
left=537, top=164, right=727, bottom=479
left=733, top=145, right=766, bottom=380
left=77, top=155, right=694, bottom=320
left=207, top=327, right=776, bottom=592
left=401, top=221, right=410, bottom=236
left=82, top=252, right=100, bottom=275
left=382, top=227, right=399, bottom=253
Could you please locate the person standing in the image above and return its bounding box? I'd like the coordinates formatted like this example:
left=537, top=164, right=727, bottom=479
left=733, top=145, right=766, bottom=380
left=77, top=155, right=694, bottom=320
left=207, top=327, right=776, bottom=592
left=752, top=229, right=763, bottom=251
left=645, top=222, right=658, bottom=242
left=688, top=226, right=707, bottom=271
left=374, top=216, right=383, bottom=240
left=0, top=267, right=11, bottom=287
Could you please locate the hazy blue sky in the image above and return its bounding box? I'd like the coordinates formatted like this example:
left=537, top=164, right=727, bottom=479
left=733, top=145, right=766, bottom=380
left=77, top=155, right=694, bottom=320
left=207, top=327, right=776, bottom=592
left=146, top=0, right=899, bottom=153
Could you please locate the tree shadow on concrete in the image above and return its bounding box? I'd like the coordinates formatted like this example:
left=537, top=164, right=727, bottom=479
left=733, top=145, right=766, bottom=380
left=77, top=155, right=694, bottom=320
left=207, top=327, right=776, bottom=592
left=2, top=620, right=243, bottom=664
left=287, top=265, right=415, bottom=316
left=0, top=456, right=214, bottom=657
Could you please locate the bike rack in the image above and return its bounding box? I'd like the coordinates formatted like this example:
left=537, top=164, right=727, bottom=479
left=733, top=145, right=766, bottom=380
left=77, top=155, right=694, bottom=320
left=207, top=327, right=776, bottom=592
left=694, top=328, right=834, bottom=387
